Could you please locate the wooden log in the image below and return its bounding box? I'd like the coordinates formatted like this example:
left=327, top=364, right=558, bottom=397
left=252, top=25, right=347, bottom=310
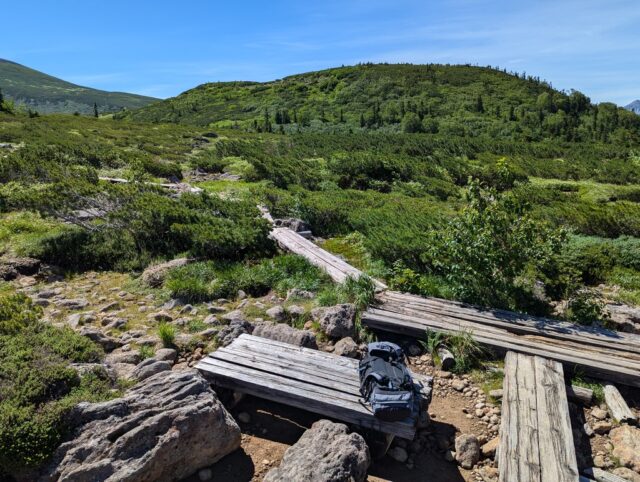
left=582, top=467, right=629, bottom=482
left=490, top=384, right=592, bottom=405
left=437, top=347, right=456, bottom=371
left=566, top=385, right=594, bottom=406
left=603, top=384, right=638, bottom=424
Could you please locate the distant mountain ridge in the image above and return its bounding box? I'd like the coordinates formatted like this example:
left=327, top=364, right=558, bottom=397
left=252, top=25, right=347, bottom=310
left=626, top=100, right=640, bottom=115
left=0, top=58, right=158, bottom=114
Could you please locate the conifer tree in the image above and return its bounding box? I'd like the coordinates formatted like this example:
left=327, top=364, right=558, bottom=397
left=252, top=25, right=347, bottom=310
left=476, top=95, right=484, bottom=113
left=93, top=103, right=99, bottom=118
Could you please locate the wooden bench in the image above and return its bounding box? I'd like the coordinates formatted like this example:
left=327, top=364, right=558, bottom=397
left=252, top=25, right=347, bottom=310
left=498, top=351, right=579, bottom=482
left=196, top=334, right=431, bottom=440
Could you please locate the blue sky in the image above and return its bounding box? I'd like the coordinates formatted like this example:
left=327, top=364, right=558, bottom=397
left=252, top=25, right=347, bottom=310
left=1, top=0, right=638, bottom=104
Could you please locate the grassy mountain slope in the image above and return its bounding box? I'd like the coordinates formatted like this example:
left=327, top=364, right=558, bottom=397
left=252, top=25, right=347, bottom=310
left=0, top=59, right=158, bottom=114
left=122, top=63, right=640, bottom=144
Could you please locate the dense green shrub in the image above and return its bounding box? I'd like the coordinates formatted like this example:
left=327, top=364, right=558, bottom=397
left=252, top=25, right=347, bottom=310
left=0, top=293, right=109, bottom=474
left=166, top=254, right=331, bottom=303
left=420, top=181, right=566, bottom=311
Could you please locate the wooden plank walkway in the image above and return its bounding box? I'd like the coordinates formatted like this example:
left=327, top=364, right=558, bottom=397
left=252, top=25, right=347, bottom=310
left=499, top=352, right=579, bottom=482
left=362, top=291, right=640, bottom=387
left=269, top=226, right=387, bottom=289
left=196, top=334, right=431, bottom=439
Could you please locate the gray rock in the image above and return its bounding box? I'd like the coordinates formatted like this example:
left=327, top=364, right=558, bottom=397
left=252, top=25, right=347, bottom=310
left=37, top=288, right=58, bottom=299
left=287, top=305, right=306, bottom=317
left=455, top=434, right=480, bottom=469
left=207, top=304, right=226, bottom=314
left=217, top=320, right=254, bottom=347
left=221, top=310, right=245, bottom=322
left=33, top=298, right=51, bottom=307
left=607, top=303, right=640, bottom=334
left=311, top=304, right=356, bottom=339
left=37, top=370, right=241, bottom=482
left=0, top=264, right=18, bottom=280
left=388, top=446, right=409, bottom=463
left=198, top=468, right=213, bottom=481
left=149, top=311, right=173, bottom=322
left=163, top=299, right=184, bottom=310
left=333, top=337, right=359, bottom=358
left=155, top=348, right=178, bottom=363
left=56, top=298, right=89, bottom=310
left=99, top=301, right=121, bottom=313
left=141, top=258, right=191, bottom=287
left=1, top=256, right=41, bottom=275
left=203, top=314, right=219, bottom=325
left=253, top=323, right=317, bottom=348
left=106, top=351, right=141, bottom=365
left=266, top=305, right=287, bottom=322
left=237, top=290, right=247, bottom=300
left=286, top=288, right=315, bottom=300
left=79, top=327, right=121, bottom=352
left=273, top=217, right=310, bottom=232
left=264, top=419, right=370, bottom=482
left=132, top=358, right=172, bottom=381
left=110, top=362, right=137, bottom=380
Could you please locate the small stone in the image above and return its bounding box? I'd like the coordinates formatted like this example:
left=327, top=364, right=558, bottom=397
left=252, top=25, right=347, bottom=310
left=149, top=311, right=173, bottom=322
left=266, top=305, right=286, bottom=322
left=237, top=290, right=247, bottom=300
left=591, top=407, right=608, bottom=420
left=237, top=412, right=251, bottom=424
left=481, top=437, right=499, bottom=458
left=444, top=450, right=455, bottom=462
left=198, top=468, right=213, bottom=481
left=388, top=446, right=409, bottom=463
left=593, top=455, right=606, bottom=468
left=583, top=423, right=594, bottom=437
left=452, top=380, right=467, bottom=392
left=455, top=434, right=480, bottom=469
left=593, top=421, right=613, bottom=435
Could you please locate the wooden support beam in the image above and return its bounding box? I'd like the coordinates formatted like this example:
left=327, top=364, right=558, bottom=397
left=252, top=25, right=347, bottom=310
left=603, top=384, right=637, bottom=424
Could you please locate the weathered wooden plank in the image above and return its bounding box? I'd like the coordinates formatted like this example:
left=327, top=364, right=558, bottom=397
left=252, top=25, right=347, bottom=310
left=362, top=309, right=640, bottom=387
left=270, top=226, right=387, bottom=289
left=534, top=356, right=579, bottom=482
left=379, top=294, right=640, bottom=356
left=499, top=353, right=579, bottom=482
left=603, top=384, right=638, bottom=424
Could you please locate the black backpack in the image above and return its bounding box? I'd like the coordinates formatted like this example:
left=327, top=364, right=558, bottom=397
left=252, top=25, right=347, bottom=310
left=358, top=342, right=416, bottom=422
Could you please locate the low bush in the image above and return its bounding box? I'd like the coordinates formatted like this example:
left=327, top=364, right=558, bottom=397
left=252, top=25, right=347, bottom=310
left=158, top=323, right=176, bottom=347
left=0, top=293, right=110, bottom=475
left=166, top=255, right=331, bottom=303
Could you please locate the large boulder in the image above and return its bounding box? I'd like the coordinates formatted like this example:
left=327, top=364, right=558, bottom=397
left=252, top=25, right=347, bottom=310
left=253, top=323, right=317, bottom=348
left=311, top=304, right=356, bottom=339
left=37, top=370, right=241, bottom=482
left=141, top=258, right=191, bottom=288
left=607, top=303, right=640, bottom=334
left=131, top=358, right=172, bottom=382
left=1, top=256, right=41, bottom=275
left=264, top=420, right=370, bottom=482
left=79, top=327, right=122, bottom=352
left=610, top=425, right=640, bottom=473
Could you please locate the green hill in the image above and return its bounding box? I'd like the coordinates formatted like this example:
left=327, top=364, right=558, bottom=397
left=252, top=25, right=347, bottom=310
left=121, top=63, right=640, bottom=144
left=0, top=58, right=158, bottom=114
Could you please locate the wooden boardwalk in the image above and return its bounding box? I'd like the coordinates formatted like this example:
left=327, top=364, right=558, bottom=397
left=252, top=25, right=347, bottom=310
left=499, top=352, right=579, bottom=482
left=196, top=334, right=432, bottom=439
left=362, top=291, right=640, bottom=387
left=269, top=227, right=387, bottom=289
